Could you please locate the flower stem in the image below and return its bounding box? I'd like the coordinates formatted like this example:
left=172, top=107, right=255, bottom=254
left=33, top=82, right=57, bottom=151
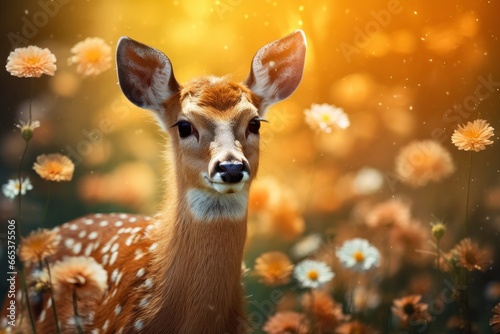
left=350, top=273, right=357, bottom=316
left=435, top=239, right=441, bottom=298
left=29, top=78, right=33, bottom=121
left=19, top=267, right=37, bottom=334
left=464, top=151, right=473, bottom=237
left=41, top=182, right=52, bottom=228
left=73, top=289, right=84, bottom=334
left=308, top=289, right=316, bottom=333
left=44, top=259, right=61, bottom=334
left=16, top=79, right=37, bottom=334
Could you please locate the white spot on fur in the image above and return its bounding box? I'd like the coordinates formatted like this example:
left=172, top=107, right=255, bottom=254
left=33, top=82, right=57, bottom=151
left=84, top=218, right=94, bottom=225
left=111, top=268, right=119, bottom=283
left=143, top=278, right=153, bottom=289
left=73, top=242, right=82, bottom=254
left=84, top=244, right=93, bottom=256
left=119, top=214, right=128, bottom=219
left=101, top=254, right=109, bottom=266
left=139, top=296, right=151, bottom=307
left=186, top=189, right=248, bottom=222
left=135, top=320, right=144, bottom=330
left=69, top=224, right=78, bottom=230
left=103, top=320, right=109, bottom=331
left=115, top=305, right=122, bottom=315
left=114, top=221, right=123, bottom=227
left=125, top=235, right=135, bottom=246
left=39, top=310, right=46, bottom=322
left=134, top=250, right=144, bottom=260
left=109, top=251, right=118, bottom=265
left=65, top=239, right=75, bottom=248
left=149, top=243, right=158, bottom=251
left=78, top=230, right=86, bottom=238
left=129, top=217, right=137, bottom=223
left=116, top=271, right=123, bottom=285
left=136, top=268, right=145, bottom=277
left=99, top=220, right=109, bottom=227
left=111, top=243, right=119, bottom=253
left=88, top=231, right=98, bottom=240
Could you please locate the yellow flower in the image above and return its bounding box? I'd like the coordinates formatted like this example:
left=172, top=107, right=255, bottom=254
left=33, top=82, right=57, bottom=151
left=254, top=251, right=294, bottom=286
left=451, top=119, right=494, bottom=152
left=69, top=37, right=112, bottom=77
left=6, top=45, right=57, bottom=78
left=19, top=229, right=59, bottom=264
left=395, top=140, right=455, bottom=187
left=51, top=256, right=108, bottom=298
left=33, top=153, right=75, bottom=182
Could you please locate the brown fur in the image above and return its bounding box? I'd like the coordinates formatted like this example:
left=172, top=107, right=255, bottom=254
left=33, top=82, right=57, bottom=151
left=6, top=79, right=258, bottom=334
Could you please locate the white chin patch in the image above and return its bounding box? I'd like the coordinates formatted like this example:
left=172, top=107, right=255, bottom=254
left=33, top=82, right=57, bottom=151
left=203, top=172, right=249, bottom=194
left=186, top=189, right=248, bottom=222
left=212, top=181, right=245, bottom=194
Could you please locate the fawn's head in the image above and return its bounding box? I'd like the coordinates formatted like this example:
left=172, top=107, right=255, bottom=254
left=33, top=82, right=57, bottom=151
left=116, top=31, right=306, bottom=219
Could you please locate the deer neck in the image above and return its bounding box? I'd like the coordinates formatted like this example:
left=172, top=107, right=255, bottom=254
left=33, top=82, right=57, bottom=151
left=144, top=178, right=249, bottom=333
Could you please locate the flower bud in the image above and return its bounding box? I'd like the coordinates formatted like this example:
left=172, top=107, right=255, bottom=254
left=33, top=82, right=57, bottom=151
left=431, top=222, right=446, bottom=241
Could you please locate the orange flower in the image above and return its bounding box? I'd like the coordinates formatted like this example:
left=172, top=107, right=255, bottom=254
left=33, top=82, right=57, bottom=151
left=51, top=256, right=108, bottom=299
left=254, top=252, right=293, bottom=286
left=19, top=229, right=58, bottom=264
left=392, top=295, right=431, bottom=326
left=6, top=45, right=57, bottom=78
left=365, top=198, right=411, bottom=229
left=453, top=238, right=491, bottom=272
left=69, top=37, right=112, bottom=77
left=395, top=140, right=455, bottom=187
left=33, top=153, right=75, bottom=182
left=451, top=119, right=494, bottom=152
left=302, top=291, right=346, bottom=330
left=335, top=320, right=371, bottom=334
left=263, top=311, right=309, bottom=334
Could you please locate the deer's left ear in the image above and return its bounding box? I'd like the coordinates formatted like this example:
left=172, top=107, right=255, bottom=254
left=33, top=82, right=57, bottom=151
left=244, top=30, right=306, bottom=115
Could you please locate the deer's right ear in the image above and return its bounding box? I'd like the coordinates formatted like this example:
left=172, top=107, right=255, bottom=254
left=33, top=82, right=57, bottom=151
left=116, top=37, right=180, bottom=115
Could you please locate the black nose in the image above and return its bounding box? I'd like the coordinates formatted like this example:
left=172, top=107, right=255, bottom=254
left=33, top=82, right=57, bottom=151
left=217, top=161, right=244, bottom=183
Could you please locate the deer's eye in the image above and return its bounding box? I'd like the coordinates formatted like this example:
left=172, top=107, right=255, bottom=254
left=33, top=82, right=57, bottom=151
left=174, top=121, right=195, bottom=138
left=247, top=118, right=261, bottom=135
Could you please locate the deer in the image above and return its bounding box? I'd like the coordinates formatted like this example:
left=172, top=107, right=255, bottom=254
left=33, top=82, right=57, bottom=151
left=6, top=30, right=306, bottom=333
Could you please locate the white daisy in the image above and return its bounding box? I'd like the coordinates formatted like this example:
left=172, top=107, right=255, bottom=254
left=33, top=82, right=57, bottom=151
left=336, top=238, right=380, bottom=272
left=2, top=177, right=33, bottom=199
left=16, top=119, right=40, bottom=141
left=293, top=259, right=335, bottom=288
left=304, top=103, right=350, bottom=133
